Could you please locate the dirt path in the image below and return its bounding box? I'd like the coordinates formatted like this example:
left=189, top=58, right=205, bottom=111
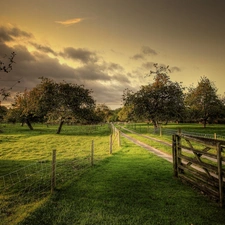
left=120, top=130, right=173, bottom=163
left=120, top=126, right=172, bottom=146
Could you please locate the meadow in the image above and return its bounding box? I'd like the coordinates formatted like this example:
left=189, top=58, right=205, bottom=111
left=0, top=123, right=225, bottom=224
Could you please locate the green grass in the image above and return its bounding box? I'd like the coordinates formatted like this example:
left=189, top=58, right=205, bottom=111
left=19, top=138, right=225, bottom=225
left=0, top=123, right=115, bottom=225
left=121, top=123, right=225, bottom=171
left=1, top=123, right=225, bottom=225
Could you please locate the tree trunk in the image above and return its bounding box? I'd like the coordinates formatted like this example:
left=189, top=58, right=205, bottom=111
left=203, top=119, right=207, bottom=128
left=152, top=119, right=158, bottom=133
left=26, top=118, right=33, bottom=130
left=56, top=120, right=64, bottom=134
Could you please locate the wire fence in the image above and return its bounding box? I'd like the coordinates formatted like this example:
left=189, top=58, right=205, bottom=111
left=0, top=124, right=121, bottom=225
left=123, top=123, right=225, bottom=140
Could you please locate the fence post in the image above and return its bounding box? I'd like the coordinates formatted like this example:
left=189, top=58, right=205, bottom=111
left=214, top=133, right=217, bottom=139
left=51, top=149, right=56, bottom=193
left=91, top=140, right=94, bottom=166
left=178, top=128, right=181, bottom=135
left=217, top=143, right=224, bottom=207
left=109, top=134, right=113, bottom=154
left=172, top=135, right=178, bottom=177
left=118, top=130, right=121, bottom=147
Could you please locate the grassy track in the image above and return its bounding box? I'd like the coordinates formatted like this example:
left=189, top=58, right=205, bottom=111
left=19, top=137, right=225, bottom=225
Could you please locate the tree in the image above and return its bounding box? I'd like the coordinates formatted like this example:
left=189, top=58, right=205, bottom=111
left=109, top=108, right=121, bottom=122
left=185, top=76, right=224, bottom=127
left=11, top=77, right=96, bottom=133
left=11, top=89, right=38, bottom=130
left=123, top=64, right=185, bottom=127
left=0, top=105, right=7, bottom=122
left=4, top=107, right=20, bottom=124
left=54, top=81, right=95, bottom=134
left=0, top=52, right=17, bottom=100
left=118, top=105, right=135, bottom=122
left=94, top=104, right=112, bottom=123
left=0, top=52, right=16, bottom=73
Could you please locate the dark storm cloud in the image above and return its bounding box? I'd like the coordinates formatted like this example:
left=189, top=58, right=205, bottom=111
left=60, top=47, right=99, bottom=64
left=0, top=41, right=127, bottom=106
left=113, top=74, right=130, bottom=84
left=0, top=25, right=33, bottom=42
left=72, top=62, right=129, bottom=84
left=0, top=24, right=132, bottom=108
left=73, top=64, right=110, bottom=81
left=131, top=46, right=157, bottom=60
left=107, top=62, right=124, bottom=71
left=30, top=42, right=58, bottom=56
left=13, top=45, right=36, bottom=62
left=90, top=79, right=130, bottom=106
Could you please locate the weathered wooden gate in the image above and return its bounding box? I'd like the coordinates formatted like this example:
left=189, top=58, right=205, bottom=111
left=172, top=134, right=225, bottom=207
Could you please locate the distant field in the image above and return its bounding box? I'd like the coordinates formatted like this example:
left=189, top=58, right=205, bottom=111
left=123, top=122, right=225, bottom=135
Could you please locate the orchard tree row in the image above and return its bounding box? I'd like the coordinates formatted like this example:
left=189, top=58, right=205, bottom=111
left=1, top=77, right=116, bottom=134
left=120, top=64, right=225, bottom=128
left=1, top=53, right=225, bottom=130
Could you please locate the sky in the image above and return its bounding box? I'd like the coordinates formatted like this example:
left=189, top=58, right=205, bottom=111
left=0, top=0, right=225, bottom=109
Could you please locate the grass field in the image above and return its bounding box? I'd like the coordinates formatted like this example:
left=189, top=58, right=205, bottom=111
left=0, top=123, right=115, bottom=225
left=1, top=123, right=225, bottom=224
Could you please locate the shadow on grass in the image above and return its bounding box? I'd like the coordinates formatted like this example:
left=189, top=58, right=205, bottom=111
left=19, top=139, right=225, bottom=225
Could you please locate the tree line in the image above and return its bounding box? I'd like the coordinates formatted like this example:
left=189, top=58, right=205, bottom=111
left=1, top=54, right=225, bottom=132
left=0, top=77, right=119, bottom=134
left=120, top=64, right=225, bottom=128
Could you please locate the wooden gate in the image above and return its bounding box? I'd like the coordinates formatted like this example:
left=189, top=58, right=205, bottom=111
left=172, top=134, right=225, bottom=207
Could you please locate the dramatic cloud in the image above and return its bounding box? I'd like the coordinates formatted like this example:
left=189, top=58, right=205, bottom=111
left=55, top=18, right=84, bottom=26
left=0, top=24, right=146, bottom=108
left=0, top=25, right=33, bottom=42
left=73, top=64, right=110, bottom=81
left=107, top=62, right=124, bottom=71
left=0, top=35, right=131, bottom=108
left=130, top=46, right=157, bottom=60
left=30, top=42, right=57, bottom=56
left=60, top=47, right=99, bottom=64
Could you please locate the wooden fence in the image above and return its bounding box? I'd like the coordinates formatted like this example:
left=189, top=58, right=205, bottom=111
left=172, top=134, right=225, bottom=207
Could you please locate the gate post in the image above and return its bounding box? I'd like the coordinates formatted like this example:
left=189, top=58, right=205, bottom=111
left=172, top=135, right=178, bottom=177
left=217, top=143, right=224, bottom=207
